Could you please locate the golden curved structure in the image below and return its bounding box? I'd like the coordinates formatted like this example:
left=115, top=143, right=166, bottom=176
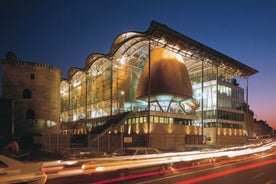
left=136, top=48, right=193, bottom=102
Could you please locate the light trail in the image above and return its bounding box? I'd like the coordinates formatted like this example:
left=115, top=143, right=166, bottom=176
left=41, top=141, right=276, bottom=180
left=93, top=154, right=259, bottom=184
left=175, top=159, right=276, bottom=184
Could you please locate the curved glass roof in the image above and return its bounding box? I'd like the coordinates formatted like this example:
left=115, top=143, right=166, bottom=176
left=109, top=20, right=258, bottom=78
left=65, top=20, right=258, bottom=81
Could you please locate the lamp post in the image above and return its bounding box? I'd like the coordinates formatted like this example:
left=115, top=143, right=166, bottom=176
left=201, top=59, right=204, bottom=140
left=147, top=38, right=151, bottom=147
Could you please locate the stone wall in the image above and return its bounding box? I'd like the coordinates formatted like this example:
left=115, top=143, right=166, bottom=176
left=1, top=59, right=62, bottom=136
left=204, top=127, right=247, bottom=145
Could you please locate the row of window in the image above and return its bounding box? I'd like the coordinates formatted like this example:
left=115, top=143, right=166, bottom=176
left=62, top=114, right=245, bottom=135
left=204, top=122, right=243, bottom=129
left=197, top=110, right=244, bottom=122
left=122, top=116, right=195, bottom=125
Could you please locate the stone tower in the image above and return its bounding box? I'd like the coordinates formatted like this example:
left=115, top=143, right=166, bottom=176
left=1, top=55, right=61, bottom=137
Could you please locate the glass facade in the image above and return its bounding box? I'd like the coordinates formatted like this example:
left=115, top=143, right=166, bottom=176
left=60, top=47, right=149, bottom=123
left=60, top=51, right=246, bottom=135
left=59, top=21, right=258, bottom=144
left=191, top=63, right=245, bottom=129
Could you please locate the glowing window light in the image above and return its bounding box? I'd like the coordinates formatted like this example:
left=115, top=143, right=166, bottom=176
left=60, top=88, right=66, bottom=94
left=73, top=80, right=81, bottom=87
left=143, top=123, right=149, bottom=133
left=156, top=95, right=173, bottom=101
left=157, top=38, right=167, bottom=46
left=128, top=124, right=131, bottom=134
left=180, top=50, right=193, bottom=56
left=120, top=57, right=126, bottom=65
left=176, top=54, right=184, bottom=63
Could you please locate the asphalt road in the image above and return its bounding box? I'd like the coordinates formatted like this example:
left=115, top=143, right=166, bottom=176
left=46, top=149, right=276, bottom=184
left=128, top=151, right=276, bottom=184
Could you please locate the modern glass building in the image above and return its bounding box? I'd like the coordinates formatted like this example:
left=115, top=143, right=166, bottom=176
left=60, top=21, right=258, bottom=147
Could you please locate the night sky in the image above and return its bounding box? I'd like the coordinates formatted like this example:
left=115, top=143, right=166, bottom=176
left=1, top=0, right=276, bottom=128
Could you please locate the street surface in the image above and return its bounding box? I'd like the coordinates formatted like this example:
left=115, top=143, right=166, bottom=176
left=128, top=151, right=276, bottom=184
left=45, top=141, right=276, bottom=184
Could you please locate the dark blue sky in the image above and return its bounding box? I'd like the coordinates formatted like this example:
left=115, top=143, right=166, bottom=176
left=1, top=0, right=276, bottom=128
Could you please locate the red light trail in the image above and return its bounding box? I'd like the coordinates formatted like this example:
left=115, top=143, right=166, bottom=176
left=176, top=159, right=276, bottom=184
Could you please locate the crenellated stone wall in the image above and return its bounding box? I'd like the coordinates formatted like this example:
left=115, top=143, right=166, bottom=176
left=1, top=59, right=62, bottom=136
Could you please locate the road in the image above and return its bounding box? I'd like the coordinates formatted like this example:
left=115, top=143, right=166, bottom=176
left=46, top=148, right=276, bottom=184
left=128, top=151, right=276, bottom=184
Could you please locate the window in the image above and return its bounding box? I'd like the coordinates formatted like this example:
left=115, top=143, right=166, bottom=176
left=30, top=73, right=35, bottom=79
left=26, top=109, right=35, bottom=119
left=23, top=89, right=32, bottom=99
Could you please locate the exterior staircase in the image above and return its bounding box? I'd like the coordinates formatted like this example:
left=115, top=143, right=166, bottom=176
left=89, top=111, right=132, bottom=145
